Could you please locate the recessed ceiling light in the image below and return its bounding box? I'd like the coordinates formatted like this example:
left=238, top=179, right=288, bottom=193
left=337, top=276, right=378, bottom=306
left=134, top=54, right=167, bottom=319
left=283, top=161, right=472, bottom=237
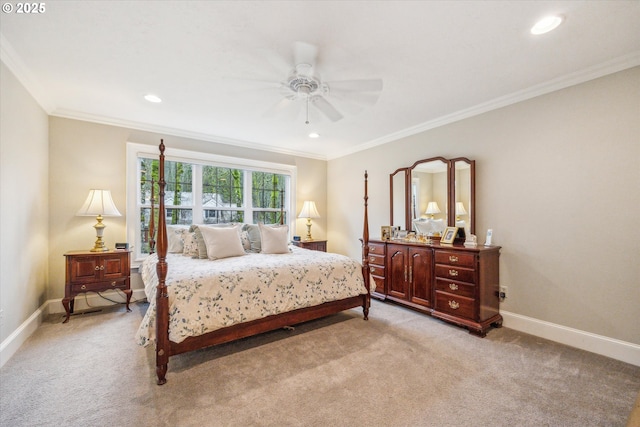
left=531, top=15, right=564, bottom=35
left=144, top=94, right=162, bottom=103
left=309, top=132, right=320, bottom=138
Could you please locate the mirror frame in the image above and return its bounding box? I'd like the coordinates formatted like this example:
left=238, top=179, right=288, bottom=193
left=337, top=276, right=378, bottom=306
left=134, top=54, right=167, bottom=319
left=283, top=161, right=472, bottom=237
left=450, top=157, right=475, bottom=235
left=390, top=156, right=475, bottom=235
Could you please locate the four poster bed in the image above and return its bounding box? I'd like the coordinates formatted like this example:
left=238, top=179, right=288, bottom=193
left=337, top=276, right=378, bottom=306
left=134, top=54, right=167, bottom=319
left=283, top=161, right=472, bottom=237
left=137, top=141, right=371, bottom=385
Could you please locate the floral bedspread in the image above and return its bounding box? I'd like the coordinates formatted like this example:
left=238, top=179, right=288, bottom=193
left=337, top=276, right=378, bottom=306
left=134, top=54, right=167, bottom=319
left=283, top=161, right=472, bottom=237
left=135, top=246, right=367, bottom=346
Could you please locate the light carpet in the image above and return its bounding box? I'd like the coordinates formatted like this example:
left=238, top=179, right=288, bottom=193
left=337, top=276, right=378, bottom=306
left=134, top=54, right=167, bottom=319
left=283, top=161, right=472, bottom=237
left=1, top=300, right=639, bottom=427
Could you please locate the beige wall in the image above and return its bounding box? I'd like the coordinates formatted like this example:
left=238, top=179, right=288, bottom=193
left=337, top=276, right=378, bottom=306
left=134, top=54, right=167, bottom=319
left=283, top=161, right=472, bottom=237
left=47, top=118, right=327, bottom=300
left=0, top=62, right=49, bottom=343
left=328, top=67, right=640, bottom=345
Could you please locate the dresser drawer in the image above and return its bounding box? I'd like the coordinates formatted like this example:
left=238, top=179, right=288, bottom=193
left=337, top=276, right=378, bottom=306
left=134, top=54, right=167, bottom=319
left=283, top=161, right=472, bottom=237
left=369, top=265, right=385, bottom=277
left=435, top=250, right=476, bottom=268
left=434, top=291, right=475, bottom=320
left=368, top=253, right=385, bottom=267
left=435, top=278, right=475, bottom=299
left=71, top=279, right=128, bottom=293
left=371, top=275, right=385, bottom=294
left=435, top=265, right=476, bottom=283
left=367, top=243, right=386, bottom=256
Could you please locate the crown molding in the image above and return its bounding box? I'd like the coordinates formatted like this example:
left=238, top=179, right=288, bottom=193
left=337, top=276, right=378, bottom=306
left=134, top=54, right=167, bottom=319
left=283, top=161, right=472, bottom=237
left=0, top=33, right=56, bottom=113
left=50, top=108, right=328, bottom=161
left=329, top=51, right=640, bottom=160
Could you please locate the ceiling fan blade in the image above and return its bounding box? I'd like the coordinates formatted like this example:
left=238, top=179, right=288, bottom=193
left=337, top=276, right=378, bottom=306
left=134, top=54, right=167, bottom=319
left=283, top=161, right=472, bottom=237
left=294, top=41, right=318, bottom=67
left=330, top=90, right=381, bottom=107
left=312, top=96, right=343, bottom=122
left=263, top=97, right=295, bottom=118
left=327, top=79, right=383, bottom=92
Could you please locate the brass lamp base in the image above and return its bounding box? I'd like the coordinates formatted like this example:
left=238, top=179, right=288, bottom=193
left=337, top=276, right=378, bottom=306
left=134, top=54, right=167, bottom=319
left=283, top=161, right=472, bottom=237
left=90, top=215, right=109, bottom=252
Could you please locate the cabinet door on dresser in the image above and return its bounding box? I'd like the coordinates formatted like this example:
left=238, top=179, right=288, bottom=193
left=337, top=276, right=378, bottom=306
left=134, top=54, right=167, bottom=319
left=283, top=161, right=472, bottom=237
left=387, top=244, right=409, bottom=300
left=386, top=243, right=433, bottom=308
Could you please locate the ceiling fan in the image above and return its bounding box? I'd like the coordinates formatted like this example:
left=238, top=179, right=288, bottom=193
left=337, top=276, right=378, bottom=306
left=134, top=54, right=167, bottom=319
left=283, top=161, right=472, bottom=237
left=263, top=42, right=383, bottom=124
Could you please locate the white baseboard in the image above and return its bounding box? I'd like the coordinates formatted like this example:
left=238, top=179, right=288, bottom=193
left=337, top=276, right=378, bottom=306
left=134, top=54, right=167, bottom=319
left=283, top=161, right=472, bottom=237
left=0, top=289, right=147, bottom=368
left=501, top=310, right=640, bottom=367
left=0, top=302, right=46, bottom=368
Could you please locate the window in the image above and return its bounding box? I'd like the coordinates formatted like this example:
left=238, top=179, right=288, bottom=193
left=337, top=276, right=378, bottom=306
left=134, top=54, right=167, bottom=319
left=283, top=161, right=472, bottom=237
left=127, top=143, right=296, bottom=263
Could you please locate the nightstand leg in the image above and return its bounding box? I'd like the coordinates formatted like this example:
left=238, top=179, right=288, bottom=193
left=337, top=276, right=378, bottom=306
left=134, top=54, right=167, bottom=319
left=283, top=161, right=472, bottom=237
left=124, top=289, right=132, bottom=312
left=62, top=298, right=71, bottom=324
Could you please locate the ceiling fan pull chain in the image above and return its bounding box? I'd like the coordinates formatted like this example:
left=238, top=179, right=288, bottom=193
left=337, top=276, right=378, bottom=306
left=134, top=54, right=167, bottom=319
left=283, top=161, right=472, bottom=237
left=305, top=95, right=310, bottom=125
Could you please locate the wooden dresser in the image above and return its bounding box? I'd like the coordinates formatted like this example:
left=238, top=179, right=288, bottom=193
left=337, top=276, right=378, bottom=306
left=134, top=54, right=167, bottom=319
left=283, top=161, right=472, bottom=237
left=63, top=250, right=132, bottom=323
left=366, top=239, right=502, bottom=336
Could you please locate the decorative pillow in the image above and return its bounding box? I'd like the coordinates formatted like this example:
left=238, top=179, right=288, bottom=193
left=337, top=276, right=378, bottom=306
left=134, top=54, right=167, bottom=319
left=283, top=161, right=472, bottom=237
left=240, top=230, right=251, bottom=251
left=259, top=223, right=290, bottom=254
left=242, top=224, right=262, bottom=253
left=182, top=232, right=199, bottom=257
left=167, top=225, right=189, bottom=253
left=199, top=225, right=245, bottom=260
left=190, top=224, right=238, bottom=259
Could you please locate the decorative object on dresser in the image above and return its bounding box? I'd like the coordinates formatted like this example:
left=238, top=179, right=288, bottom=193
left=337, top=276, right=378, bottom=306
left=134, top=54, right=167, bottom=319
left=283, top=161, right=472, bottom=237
left=63, top=250, right=131, bottom=323
left=76, top=189, right=122, bottom=252
left=291, top=239, right=327, bottom=252
left=375, top=154, right=502, bottom=336
left=141, top=141, right=371, bottom=385
left=298, top=200, right=320, bottom=240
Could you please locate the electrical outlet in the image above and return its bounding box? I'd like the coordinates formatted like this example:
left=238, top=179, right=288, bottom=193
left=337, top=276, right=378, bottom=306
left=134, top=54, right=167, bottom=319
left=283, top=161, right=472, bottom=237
left=499, top=286, right=507, bottom=300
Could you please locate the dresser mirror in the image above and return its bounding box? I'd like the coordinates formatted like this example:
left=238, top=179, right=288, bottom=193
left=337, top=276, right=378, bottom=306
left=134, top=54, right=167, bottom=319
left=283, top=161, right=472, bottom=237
left=390, top=156, right=475, bottom=236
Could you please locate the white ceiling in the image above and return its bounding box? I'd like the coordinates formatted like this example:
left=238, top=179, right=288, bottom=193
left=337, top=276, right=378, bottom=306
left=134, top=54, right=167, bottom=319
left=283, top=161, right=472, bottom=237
left=1, top=1, right=639, bottom=160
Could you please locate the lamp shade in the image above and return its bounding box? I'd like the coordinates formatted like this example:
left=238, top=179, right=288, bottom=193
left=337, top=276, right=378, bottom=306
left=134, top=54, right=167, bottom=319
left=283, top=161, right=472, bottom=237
left=455, top=202, right=467, bottom=216
left=298, top=201, right=320, bottom=219
left=76, top=190, right=121, bottom=217
left=425, top=202, right=441, bottom=215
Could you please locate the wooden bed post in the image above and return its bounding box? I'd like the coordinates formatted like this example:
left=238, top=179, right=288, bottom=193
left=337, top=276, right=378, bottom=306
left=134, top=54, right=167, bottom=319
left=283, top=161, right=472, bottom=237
left=155, top=140, right=170, bottom=385
left=362, top=170, right=371, bottom=320
left=148, top=179, right=156, bottom=254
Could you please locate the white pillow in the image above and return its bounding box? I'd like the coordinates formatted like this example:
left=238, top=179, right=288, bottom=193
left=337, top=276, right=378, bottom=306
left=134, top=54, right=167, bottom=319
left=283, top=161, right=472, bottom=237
left=199, top=225, right=245, bottom=260
left=259, top=224, right=290, bottom=254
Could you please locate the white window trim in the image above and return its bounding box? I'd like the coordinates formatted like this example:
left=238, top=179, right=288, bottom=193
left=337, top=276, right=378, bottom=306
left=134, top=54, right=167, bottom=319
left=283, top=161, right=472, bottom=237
left=126, top=142, right=297, bottom=265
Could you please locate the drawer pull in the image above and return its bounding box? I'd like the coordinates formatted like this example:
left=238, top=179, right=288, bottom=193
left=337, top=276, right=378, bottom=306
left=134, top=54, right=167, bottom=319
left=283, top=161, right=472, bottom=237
left=81, top=285, right=87, bottom=290
left=449, top=269, right=459, bottom=277
left=369, top=257, right=376, bottom=263
left=111, top=281, right=117, bottom=286
left=94, top=266, right=100, bottom=271
left=448, top=300, right=460, bottom=310
left=369, top=246, right=376, bottom=252
left=449, top=283, right=459, bottom=291
left=370, top=267, right=376, bottom=274
left=449, top=255, right=458, bottom=263
left=100, top=265, right=105, bottom=270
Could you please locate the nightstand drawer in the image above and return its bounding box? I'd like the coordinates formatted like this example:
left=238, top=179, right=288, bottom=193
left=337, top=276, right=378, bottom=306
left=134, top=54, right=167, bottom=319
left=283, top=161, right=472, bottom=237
left=434, top=291, right=475, bottom=320
left=367, top=243, right=386, bottom=255
left=369, top=265, right=385, bottom=277
left=71, top=278, right=128, bottom=293
left=371, top=275, right=385, bottom=294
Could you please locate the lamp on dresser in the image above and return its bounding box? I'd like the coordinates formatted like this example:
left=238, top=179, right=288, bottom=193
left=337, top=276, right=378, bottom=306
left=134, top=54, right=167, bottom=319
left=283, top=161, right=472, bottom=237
left=425, top=201, right=441, bottom=219
left=455, top=202, right=467, bottom=221
left=298, top=200, right=320, bottom=241
left=76, top=189, right=122, bottom=252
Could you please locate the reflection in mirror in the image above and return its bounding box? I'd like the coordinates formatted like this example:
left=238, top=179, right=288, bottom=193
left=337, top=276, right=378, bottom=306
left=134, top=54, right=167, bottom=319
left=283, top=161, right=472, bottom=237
left=410, top=159, right=448, bottom=235
left=452, top=158, right=475, bottom=235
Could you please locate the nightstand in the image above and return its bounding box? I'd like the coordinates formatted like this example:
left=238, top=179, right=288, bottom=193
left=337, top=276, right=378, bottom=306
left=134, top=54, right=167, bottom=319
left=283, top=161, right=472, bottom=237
left=291, top=239, right=327, bottom=252
left=63, top=250, right=131, bottom=323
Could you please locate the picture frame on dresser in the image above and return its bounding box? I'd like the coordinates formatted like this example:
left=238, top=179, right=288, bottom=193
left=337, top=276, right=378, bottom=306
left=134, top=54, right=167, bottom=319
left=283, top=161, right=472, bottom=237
left=441, top=227, right=458, bottom=244
left=381, top=226, right=392, bottom=241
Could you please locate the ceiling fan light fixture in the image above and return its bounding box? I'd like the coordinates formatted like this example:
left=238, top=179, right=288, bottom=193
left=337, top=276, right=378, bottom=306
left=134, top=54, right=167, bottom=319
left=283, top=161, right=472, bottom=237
left=531, top=15, right=564, bottom=35
left=144, top=94, right=162, bottom=103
